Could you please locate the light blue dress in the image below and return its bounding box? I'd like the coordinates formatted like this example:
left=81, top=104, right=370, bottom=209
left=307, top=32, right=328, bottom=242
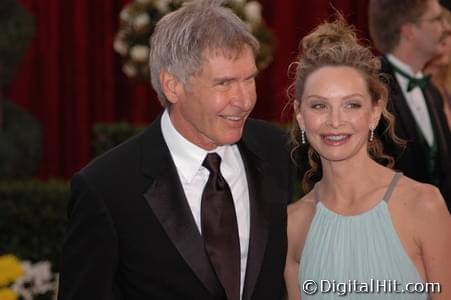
left=299, top=173, right=429, bottom=299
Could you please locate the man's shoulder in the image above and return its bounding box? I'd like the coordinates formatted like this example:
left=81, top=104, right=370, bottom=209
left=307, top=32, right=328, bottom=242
left=78, top=122, right=162, bottom=184
left=83, top=130, right=142, bottom=171
left=244, top=118, right=287, bottom=140
left=241, top=119, right=294, bottom=182
left=242, top=118, right=290, bottom=153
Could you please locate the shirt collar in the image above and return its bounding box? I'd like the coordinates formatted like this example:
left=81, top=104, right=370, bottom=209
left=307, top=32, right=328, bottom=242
left=160, top=109, right=226, bottom=183
left=386, top=54, right=424, bottom=78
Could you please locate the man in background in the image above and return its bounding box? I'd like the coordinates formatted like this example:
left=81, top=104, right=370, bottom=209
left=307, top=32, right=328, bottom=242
left=369, top=0, right=451, bottom=210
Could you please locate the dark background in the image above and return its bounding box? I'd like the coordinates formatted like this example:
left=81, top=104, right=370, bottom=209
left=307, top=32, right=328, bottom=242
left=5, top=0, right=370, bottom=179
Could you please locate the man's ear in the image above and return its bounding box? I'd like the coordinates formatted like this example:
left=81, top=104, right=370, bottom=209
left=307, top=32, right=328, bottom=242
left=160, top=70, right=182, bottom=104
left=400, top=22, right=416, bottom=42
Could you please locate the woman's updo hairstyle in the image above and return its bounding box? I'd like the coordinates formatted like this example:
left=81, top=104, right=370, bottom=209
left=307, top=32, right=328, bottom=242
left=287, top=16, right=404, bottom=193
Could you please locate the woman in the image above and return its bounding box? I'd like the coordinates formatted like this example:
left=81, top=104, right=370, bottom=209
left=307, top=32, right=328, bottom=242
left=284, top=19, right=450, bottom=299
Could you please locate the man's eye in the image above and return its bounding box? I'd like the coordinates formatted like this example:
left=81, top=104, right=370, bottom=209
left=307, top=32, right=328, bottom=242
left=216, top=80, right=230, bottom=86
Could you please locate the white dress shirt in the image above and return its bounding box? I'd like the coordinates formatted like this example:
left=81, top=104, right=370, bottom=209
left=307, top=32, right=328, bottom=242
left=386, top=54, right=435, bottom=146
left=160, top=109, right=250, bottom=298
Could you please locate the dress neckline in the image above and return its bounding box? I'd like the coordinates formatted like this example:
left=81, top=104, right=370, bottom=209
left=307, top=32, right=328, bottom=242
left=313, top=172, right=402, bottom=218
left=316, top=200, right=386, bottom=218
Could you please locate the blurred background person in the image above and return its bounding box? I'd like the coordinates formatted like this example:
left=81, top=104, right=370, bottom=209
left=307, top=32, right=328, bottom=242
left=424, top=7, right=451, bottom=130
left=369, top=0, right=451, bottom=210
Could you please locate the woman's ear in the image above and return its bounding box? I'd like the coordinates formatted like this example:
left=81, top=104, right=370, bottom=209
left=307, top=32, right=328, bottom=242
left=160, top=70, right=182, bottom=104
left=370, top=99, right=383, bottom=127
left=294, top=100, right=305, bottom=128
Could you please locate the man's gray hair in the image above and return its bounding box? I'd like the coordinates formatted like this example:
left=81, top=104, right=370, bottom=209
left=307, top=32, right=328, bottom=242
left=149, top=0, right=259, bottom=107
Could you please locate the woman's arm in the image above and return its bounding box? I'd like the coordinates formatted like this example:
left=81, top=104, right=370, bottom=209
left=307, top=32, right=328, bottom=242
left=285, top=214, right=302, bottom=300
left=284, top=198, right=317, bottom=300
left=416, top=186, right=451, bottom=300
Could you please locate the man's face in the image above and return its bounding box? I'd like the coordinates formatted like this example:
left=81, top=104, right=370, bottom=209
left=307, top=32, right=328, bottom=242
left=168, top=46, right=258, bottom=150
left=428, top=32, right=451, bottom=67
left=412, top=0, right=446, bottom=60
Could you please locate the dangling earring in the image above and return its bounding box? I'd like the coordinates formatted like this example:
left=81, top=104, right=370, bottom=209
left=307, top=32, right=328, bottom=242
left=369, top=126, right=375, bottom=142
left=301, top=127, right=306, bottom=144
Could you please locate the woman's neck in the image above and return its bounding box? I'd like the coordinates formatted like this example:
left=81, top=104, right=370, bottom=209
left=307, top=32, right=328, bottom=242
left=318, top=155, right=387, bottom=206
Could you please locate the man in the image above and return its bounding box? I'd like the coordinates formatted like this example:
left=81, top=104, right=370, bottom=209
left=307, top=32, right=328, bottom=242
left=57, top=1, right=294, bottom=299
left=369, top=0, right=451, bottom=210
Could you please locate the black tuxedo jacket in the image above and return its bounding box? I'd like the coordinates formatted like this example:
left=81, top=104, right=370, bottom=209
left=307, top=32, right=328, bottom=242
left=58, top=115, right=295, bottom=300
left=379, top=57, right=451, bottom=209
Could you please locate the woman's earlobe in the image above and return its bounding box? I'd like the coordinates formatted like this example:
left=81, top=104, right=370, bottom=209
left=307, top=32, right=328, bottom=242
left=372, top=100, right=383, bottom=124
left=296, top=114, right=302, bottom=123
left=295, top=112, right=304, bottom=127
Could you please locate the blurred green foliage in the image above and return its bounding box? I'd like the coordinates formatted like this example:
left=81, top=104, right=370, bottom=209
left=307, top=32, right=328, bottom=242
left=0, top=0, right=40, bottom=179
left=0, top=180, right=69, bottom=270
left=0, top=0, right=34, bottom=87
left=0, top=101, right=41, bottom=179
left=93, top=122, right=144, bottom=156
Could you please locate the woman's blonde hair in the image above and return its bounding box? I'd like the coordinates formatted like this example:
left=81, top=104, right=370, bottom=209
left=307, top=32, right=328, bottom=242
left=288, top=17, right=404, bottom=193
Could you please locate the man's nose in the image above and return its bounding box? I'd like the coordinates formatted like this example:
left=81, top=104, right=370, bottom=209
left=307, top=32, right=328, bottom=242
left=232, top=82, right=256, bottom=111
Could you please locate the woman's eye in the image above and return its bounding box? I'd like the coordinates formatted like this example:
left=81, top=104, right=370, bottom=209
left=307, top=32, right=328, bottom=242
left=311, top=103, right=326, bottom=109
left=345, top=102, right=362, bottom=109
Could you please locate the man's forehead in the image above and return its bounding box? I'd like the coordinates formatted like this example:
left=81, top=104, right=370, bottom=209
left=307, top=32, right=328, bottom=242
left=202, top=46, right=255, bottom=61
left=423, top=0, right=442, bottom=15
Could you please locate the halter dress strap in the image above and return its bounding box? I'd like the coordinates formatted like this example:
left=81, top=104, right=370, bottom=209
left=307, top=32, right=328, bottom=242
left=313, top=182, right=320, bottom=204
left=313, top=172, right=403, bottom=205
left=382, top=172, right=403, bottom=203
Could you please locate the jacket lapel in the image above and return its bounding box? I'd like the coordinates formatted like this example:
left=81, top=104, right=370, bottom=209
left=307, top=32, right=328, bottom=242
left=238, top=141, right=271, bottom=300
left=140, top=115, right=276, bottom=299
left=382, top=57, right=422, bottom=141
left=383, top=57, right=450, bottom=164
left=140, top=116, right=222, bottom=297
left=422, top=87, right=450, bottom=164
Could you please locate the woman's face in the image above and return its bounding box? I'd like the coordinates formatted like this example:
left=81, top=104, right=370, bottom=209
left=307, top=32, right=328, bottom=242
left=296, top=66, right=382, bottom=163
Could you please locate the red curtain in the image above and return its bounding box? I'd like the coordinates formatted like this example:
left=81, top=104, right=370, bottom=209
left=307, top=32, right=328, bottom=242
left=5, top=0, right=369, bottom=179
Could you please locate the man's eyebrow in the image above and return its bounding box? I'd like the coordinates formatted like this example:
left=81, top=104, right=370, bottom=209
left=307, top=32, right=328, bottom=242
left=212, top=70, right=258, bottom=83
left=212, top=76, right=235, bottom=83
left=246, top=70, right=259, bottom=80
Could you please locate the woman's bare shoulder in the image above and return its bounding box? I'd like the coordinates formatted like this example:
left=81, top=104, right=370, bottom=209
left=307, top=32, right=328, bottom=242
left=396, top=176, right=445, bottom=205
left=288, top=191, right=317, bottom=220
left=393, top=176, right=449, bottom=219
left=286, top=191, right=318, bottom=261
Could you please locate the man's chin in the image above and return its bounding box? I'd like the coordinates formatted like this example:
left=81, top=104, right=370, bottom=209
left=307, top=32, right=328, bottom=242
left=218, top=135, right=243, bottom=146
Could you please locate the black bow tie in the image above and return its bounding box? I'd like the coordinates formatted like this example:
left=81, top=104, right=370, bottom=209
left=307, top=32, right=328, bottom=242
left=389, top=62, right=431, bottom=92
